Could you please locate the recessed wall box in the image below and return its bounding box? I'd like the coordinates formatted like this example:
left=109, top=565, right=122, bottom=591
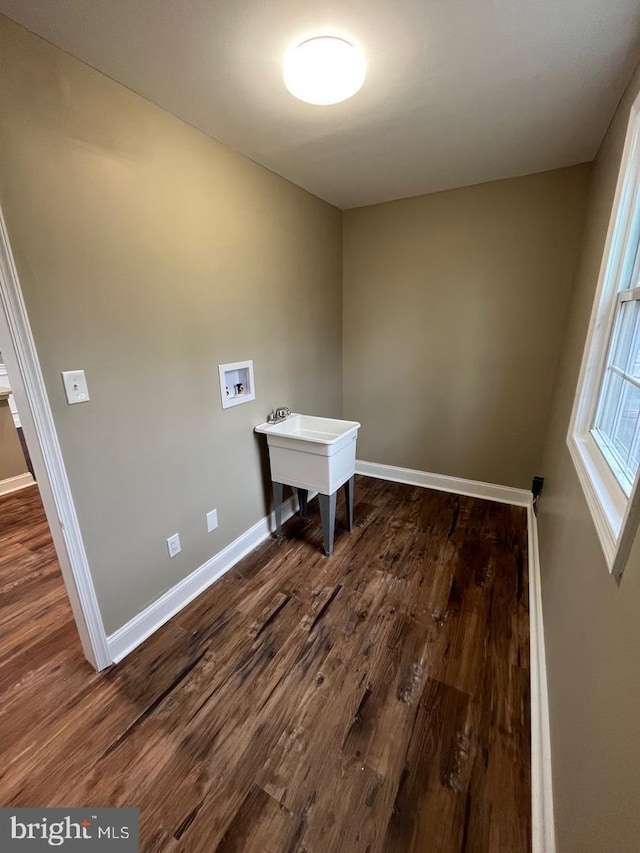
left=219, top=360, right=255, bottom=409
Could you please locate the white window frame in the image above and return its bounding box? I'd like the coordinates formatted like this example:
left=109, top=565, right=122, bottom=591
left=568, top=91, right=640, bottom=578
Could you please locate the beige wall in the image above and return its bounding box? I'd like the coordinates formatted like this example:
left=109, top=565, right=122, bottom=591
left=343, top=167, right=590, bottom=489
left=0, top=16, right=343, bottom=635
left=538, top=62, right=640, bottom=853
left=0, top=397, right=27, bottom=481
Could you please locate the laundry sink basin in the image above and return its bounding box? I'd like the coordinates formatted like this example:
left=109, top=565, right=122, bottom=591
left=255, top=413, right=360, bottom=494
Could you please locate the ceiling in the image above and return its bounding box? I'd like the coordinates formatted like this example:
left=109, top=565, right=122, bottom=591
left=1, top=1, right=639, bottom=210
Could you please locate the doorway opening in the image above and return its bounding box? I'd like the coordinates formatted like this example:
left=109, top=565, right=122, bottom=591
left=0, top=383, right=74, bottom=674
left=0, top=205, right=110, bottom=672
left=0, top=358, right=34, bottom=483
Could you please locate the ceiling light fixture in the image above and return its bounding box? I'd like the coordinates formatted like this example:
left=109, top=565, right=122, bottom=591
left=283, top=36, right=366, bottom=106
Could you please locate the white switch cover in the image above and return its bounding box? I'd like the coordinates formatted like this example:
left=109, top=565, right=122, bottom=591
left=61, top=370, right=90, bottom=405
left=166, top=533, right=181, bottom=558
left=206, top=509, right=218, bottom=533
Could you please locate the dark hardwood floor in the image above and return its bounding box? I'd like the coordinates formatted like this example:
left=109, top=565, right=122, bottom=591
left=0, top=477, right=531, bottom=852
left=0, top=485, right=79, bottom=684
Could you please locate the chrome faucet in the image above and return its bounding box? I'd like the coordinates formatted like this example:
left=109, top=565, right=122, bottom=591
left=267, top=406, right=291, bottom=424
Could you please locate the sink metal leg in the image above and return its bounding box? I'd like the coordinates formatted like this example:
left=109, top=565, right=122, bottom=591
left=319, top=491, right=337, bottom=556
left=297, top=488, right=308, bottom=519
left=344, top=475, right=355, bottom=532
left=273, top=481, right=284, bottom=541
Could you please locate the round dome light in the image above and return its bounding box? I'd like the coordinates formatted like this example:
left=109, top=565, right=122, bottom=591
left=283, top=36, right=366, bottom=106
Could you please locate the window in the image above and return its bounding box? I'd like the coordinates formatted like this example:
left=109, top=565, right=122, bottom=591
left=592, top=281, right=640, bottom=495
left=568, top=91, right=640, bottom=577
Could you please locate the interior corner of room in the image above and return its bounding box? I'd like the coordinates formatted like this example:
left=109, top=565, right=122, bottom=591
left=0, top=5, right=639, bottom=852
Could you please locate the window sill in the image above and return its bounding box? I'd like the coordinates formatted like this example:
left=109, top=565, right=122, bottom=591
left=567, top=432, right=627, bottom=574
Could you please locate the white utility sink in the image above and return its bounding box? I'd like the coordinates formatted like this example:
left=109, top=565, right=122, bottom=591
left=255, top=413, right=360, bottom=494
left=255, top=413, right=361, bottom=556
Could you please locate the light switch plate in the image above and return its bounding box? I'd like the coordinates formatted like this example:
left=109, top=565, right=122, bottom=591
left=61, top=370, right=90, bottom=405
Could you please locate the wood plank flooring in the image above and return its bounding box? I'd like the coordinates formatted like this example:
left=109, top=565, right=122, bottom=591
left=0, top=477, right=531, bottom=852
left=0, top=485, right=79, bottom=687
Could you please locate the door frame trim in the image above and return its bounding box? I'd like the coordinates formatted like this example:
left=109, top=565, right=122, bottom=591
left=0, top=203, right=110, bottom=670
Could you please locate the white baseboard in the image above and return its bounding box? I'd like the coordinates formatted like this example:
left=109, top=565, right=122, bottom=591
left=527, top=502, right=556, bottom=853
left=355, top=459, right=531, bottom=506
left=0, top=472, right=34, bottom=496
left=107, top=492, right=309, bottom=664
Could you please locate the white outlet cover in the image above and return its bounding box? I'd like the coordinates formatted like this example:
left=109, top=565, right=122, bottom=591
left=61, top=369, right=90, bottom=405
left=206, top=509, right=218, bottom=533
left=166, top=533, right=181, bottom=558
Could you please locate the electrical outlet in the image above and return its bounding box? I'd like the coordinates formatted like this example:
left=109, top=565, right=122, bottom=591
left=166, top=533, right=181, bottom=558
left=206, top=509, right=218, bottom=533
